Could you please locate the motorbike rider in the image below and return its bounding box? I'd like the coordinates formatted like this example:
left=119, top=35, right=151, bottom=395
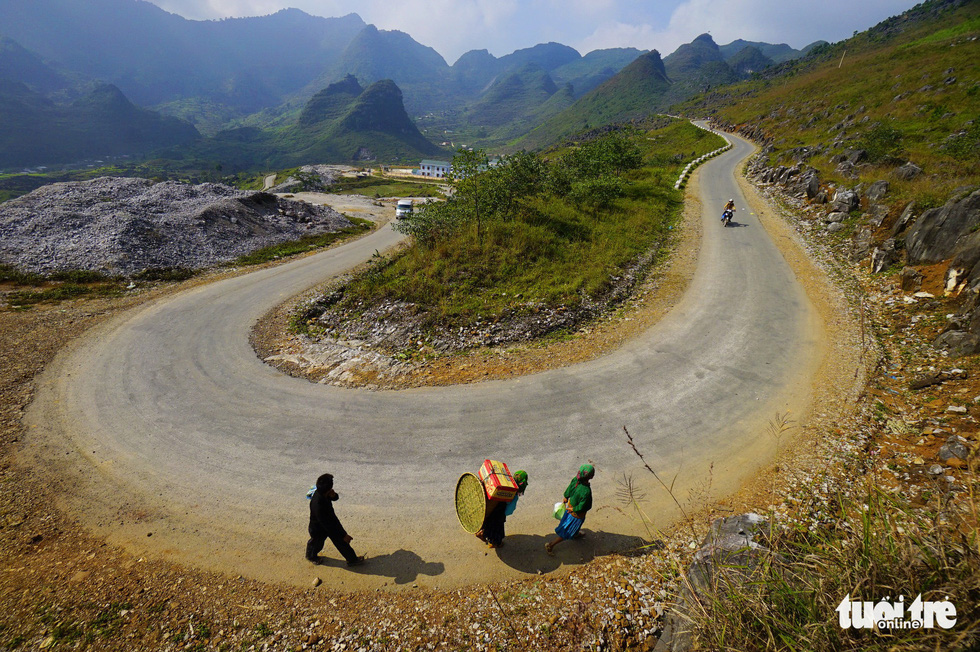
left=722, top=198, right=735, bottom=222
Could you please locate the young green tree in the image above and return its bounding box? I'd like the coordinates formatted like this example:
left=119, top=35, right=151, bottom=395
left=450, top=148, right=490, bottom=246
left=483, top=150, right=546, bottom=222
left=393, top=200, right=465, bottom=248
left=569, top=175, right=626, bottom=219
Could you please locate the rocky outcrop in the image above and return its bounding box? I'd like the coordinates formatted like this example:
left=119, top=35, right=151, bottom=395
left=866, top=180, right=890, bottom=203
left=830, top=188, right=859, bottom=213
left=895, top=162, right=923, bottom=180
left=655, top=514, right=772, bottom=652
left=905, top=188, right=980, bottom=265
left=871, top=238, right=898, bottom=273
left=267, top=164, right=340, bottom=193
left=0, top=176, right=351, bottom=276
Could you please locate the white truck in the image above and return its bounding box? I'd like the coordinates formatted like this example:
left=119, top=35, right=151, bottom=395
left=395, top=199, right=414, bottom=220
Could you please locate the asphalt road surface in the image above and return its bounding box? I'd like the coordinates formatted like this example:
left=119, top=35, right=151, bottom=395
left=26, top=131, right=823, bottom=588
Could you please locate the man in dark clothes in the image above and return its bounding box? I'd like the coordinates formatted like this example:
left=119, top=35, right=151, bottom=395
left=306, top=473, right=365, bottom=566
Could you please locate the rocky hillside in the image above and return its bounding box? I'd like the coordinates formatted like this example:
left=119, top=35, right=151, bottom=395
left=736, top=142, right=979, bottom=350
left=0, top=177, right=351, bottom=275
left=689, top=0, right=979, bottom=353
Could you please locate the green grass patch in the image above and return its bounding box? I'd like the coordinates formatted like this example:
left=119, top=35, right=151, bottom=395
left=6, top=283, right=123, bottom=307
left=231, top=219, right=373, bottom=266
left=1, top=265, right=198, bottom=308
left=327, top=175, right=445, bottom=198
left=0, top=264, right=46, bottom=286
left=904, top=14, right=980, bottom=46
left=304, top=124, right=712, bottom=334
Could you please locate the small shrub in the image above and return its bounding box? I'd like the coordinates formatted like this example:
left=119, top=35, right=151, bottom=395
left=0, top=264, right=45, bottom=286
left=133, top=267, right=197, bottom=282
left=859, top=122, right=904, bottom=162
left=49, top=270, right=113, bottom=283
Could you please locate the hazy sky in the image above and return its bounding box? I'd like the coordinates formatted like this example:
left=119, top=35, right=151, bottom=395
left=149, top=0, right=921, bottom=63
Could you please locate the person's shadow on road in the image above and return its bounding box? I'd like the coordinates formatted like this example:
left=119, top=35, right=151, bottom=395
left=494, top=530, right=651, bottom=574
left=318, top=549, right=445, bottom=584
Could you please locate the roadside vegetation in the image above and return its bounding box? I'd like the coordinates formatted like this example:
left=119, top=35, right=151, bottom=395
left=231, top=219, right=373, bottom=266
left=0, top=264, right=199, bottom=308
left=686, top=480, right=979, bottom=650
left=294, top=119, right=724, bottom=340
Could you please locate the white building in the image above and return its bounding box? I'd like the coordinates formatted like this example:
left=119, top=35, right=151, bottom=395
left=417, top=159, right=452, bottom=178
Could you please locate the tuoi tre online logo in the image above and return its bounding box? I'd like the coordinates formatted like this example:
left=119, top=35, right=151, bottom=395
left=836, top=594, right=957, bottom=630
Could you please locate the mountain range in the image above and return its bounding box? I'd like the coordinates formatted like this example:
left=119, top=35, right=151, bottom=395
left=0, top=0, right=821, bottom=170
left=0, top=36, right=199, bottom=169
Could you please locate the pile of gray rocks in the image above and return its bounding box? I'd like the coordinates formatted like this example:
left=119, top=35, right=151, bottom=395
left=0, top=176, right=351, bottom=276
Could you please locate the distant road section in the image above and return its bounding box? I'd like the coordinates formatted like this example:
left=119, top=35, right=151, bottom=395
left=26, top=132, right=824, bottom=588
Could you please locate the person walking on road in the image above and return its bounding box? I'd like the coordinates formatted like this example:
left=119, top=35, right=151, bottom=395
left=306, top=473, right=365, bottom=566
left=476, top=469, right=529, bottom=548
left=545, top=464, right=594, bottom=554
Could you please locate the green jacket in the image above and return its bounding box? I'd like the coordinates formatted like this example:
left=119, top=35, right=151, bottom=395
left=563, top=479, right=592, bottom=514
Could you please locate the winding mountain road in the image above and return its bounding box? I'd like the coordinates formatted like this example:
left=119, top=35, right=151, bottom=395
left=25, top=132, right=825, bottom=589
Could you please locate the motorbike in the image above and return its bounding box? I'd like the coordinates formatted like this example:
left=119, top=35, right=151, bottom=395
left=721, top=208, right=734, bottom=227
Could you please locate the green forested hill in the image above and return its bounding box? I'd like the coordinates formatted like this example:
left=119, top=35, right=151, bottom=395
left=466, top=64, right=559, bottom=128
left=0, top=36, right=73, bottom=95
left=183, top=79, right=444, bottom=170
left=458, top=65, right=576, bottom=144
left=661, top=33, right=740, bottom=104
left=0, top=81, right=199, bottom=168
left=726, top=46, right=774, bottom=76
left=0, top=0, right=366, bottom=110
left=717, top=39, right=808, bottom=64
left=517, top=51, right=672, bottom=149
left=515, top=30, right=793, bottom=151
left=298, top=75, right=365, bottom=126
left=552, top=48, right=646, bottom=97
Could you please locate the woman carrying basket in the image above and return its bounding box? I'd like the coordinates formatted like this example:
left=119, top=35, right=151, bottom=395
left=545, top=464, right=594, bottom=554
left=477, top=469, right=528, bottom=548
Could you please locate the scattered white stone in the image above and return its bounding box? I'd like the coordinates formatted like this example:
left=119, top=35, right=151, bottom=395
left=0, top=177, right=351, bottom=275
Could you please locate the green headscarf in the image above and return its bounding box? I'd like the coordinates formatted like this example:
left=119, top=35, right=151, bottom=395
left=513, top=469, right=528, bottom=492
left=577, top=464, right=595, bottom=481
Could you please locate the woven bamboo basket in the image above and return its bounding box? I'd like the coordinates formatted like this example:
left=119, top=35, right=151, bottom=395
left=455, top=472, right=488, bottom=533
